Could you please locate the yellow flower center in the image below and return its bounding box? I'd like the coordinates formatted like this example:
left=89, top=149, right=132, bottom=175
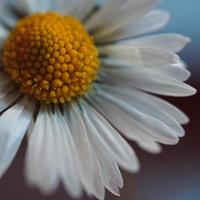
left=3, top=12, right=100, bottom=104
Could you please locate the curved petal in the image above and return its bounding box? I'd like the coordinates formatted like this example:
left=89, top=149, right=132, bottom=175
left=99, top=46, right=180, bottom=66
left=86, top=0, right=160, bottom=34
left=0, top=96, right=35, bottom=177
left=10, top=0, right=51, bottom=14
left=101, top=58, right=191, bottom=81
left=73, top=0, right=96, bottom=20
left=80, top=99, right=139, bottom=173
left=86, top=92, right=163, bottom=153
left=86, top=90, right=180, bottom=145
left=25, top=104, right=60, bottom=194
left=52, top=0, right=96, bottom=20
left=67, top=102, right=105, bottom=200
left=95, top=10, right=170, bottom=42
left=49, top=106, right=82, bottom=198
left=118, top=34, right=191, bottom=53
left=96, top=82, right=189, bottom=125
left=80, top=101, right=124, bottom=195
left=95, top=84, right=185, bottom=137
left=99, top=61, right=196, bottom=97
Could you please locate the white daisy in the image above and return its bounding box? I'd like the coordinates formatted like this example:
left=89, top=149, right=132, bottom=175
left=0, top=0, right=196, bottom=199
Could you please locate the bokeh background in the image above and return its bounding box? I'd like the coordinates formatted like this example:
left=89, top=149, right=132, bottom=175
left=0, top=0, right=199, bottom=200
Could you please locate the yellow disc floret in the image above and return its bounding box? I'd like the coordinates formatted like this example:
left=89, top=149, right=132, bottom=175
left=3, top=12, right=100, bottom=103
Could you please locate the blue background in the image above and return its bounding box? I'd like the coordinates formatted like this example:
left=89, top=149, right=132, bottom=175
left=159, top=0, right=200, bottom=78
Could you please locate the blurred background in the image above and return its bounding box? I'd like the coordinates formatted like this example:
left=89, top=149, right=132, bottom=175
left=0, top=0, right=199, bottom=200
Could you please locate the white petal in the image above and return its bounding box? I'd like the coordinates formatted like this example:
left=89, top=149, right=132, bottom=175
left=67, top=103, right=105, bottom=200
left=74, top=0, right=96, bottom=20
left=11, top=0, right=51, bottom=14
left=52, top=0, right=96, bottom=20
left=80, top=99, right=139, bottom=173
left=138, top=139, right=162, bottom=154
left=51, top=0, right=77, bottom=15
left=119, top=34, right=191, bottom=53
left=53, top=105, right=82, bottom=198
left=26, top=105, right=80, bottom=196
left=102, top=58, right=191, bottom=81
left=97, top=84, right=189, bottom=125
left=102, top=64, right=188, bottom=131
left=95, top=10, right=170, bottom=42
left=99, top=46, right=180, bottom=66
left=87, top=90, right=180, bottom=145
left=150, top=64, right=191, bottom=82
left=0, top=96, right=34, bottom=177
left=80, top=102, right=123, bottom=195
left=95, top=84, right=185, bottom=137
left=139, top=94, right=189, bottom=125
left=99, top=58, right=196, bottom=97
left=86, top=92, right=163, bottom=153
left=91, top=0, right=160, bottom=39
left=86, top=0, right=128, bottom=31
left=86, top=0, right=160, bottom=34
left=25, top=105, right=59, bottom=194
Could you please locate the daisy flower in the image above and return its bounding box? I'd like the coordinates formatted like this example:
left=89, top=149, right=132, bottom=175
left=0, top=0, right=196, bottom=199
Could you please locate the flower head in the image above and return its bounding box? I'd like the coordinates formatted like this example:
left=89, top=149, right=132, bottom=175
left=3, top=12, right=99, bottom=103
left=0, top=0, right=196, bottom=199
